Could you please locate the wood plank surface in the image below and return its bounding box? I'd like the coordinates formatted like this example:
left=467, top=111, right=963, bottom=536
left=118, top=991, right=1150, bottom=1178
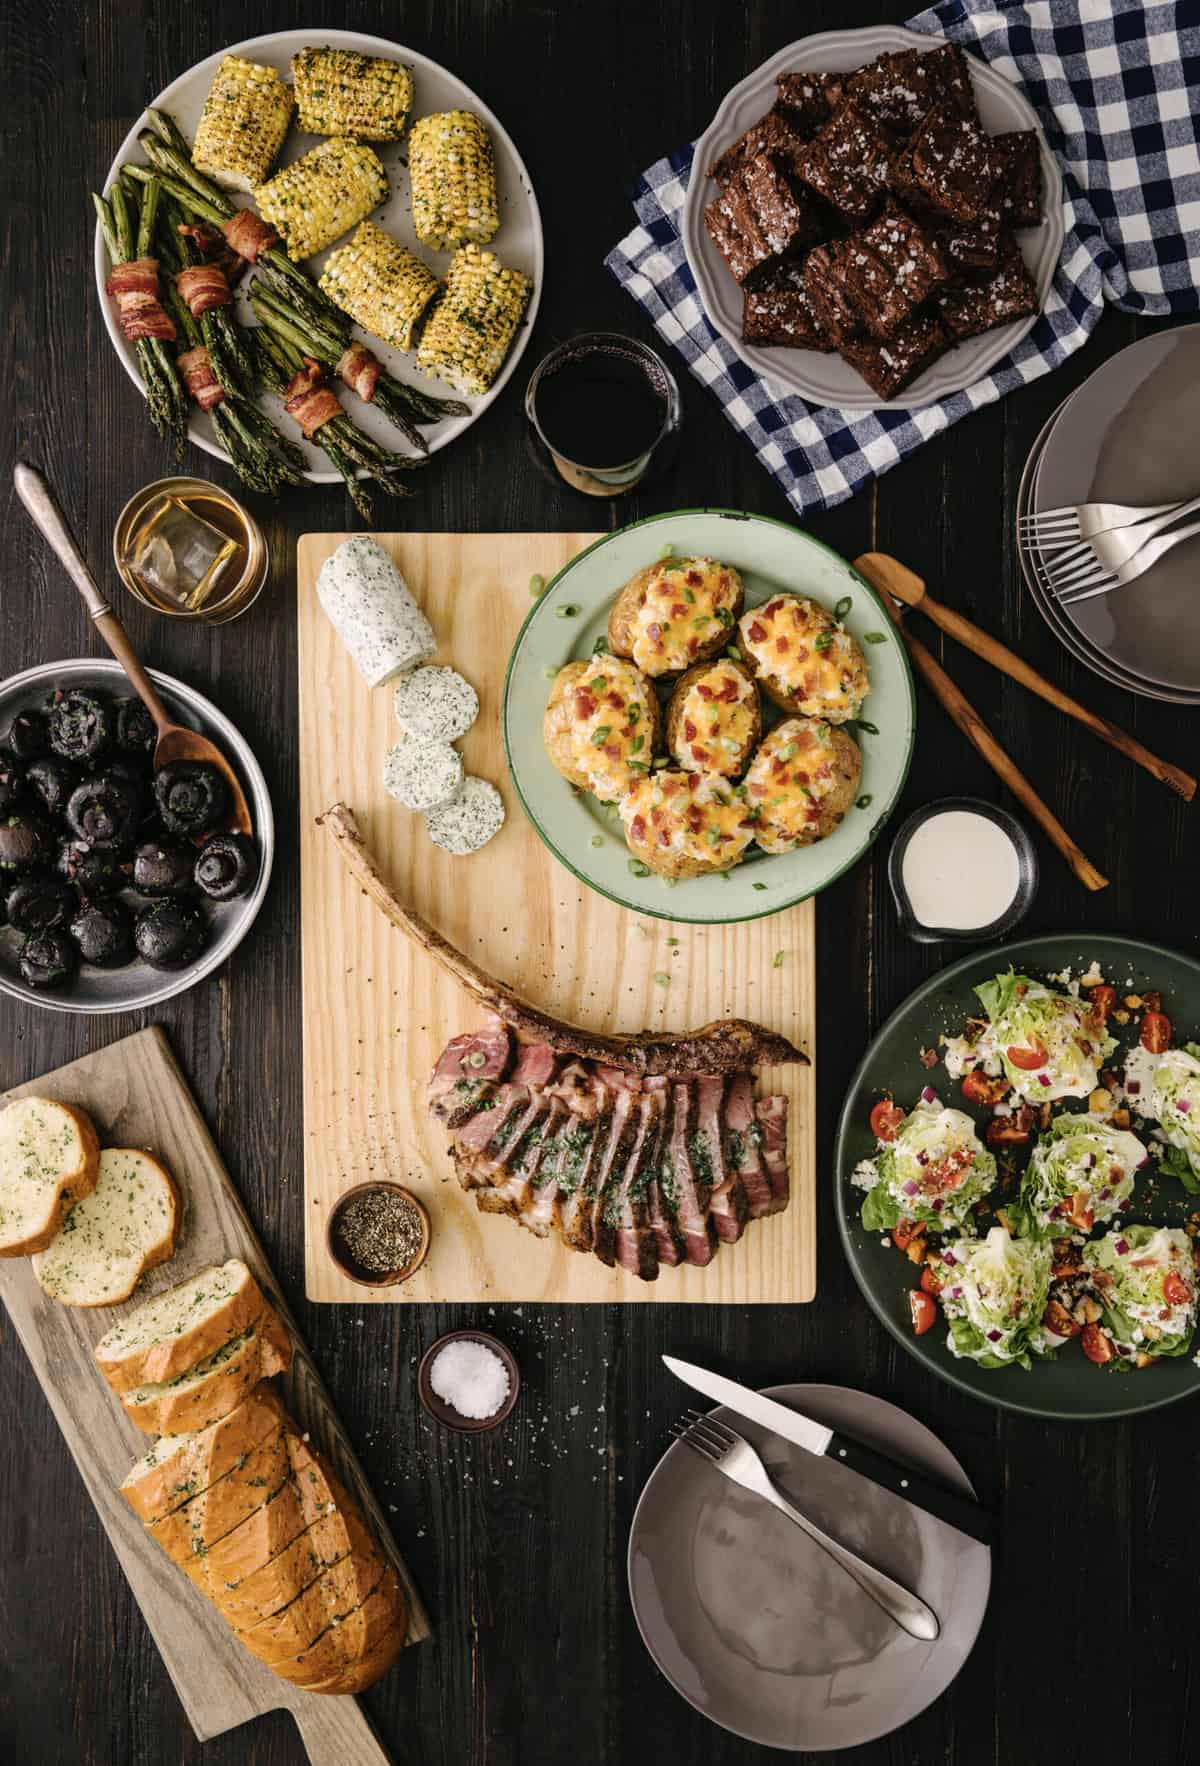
left=0, top=1026, right=427, bottom=1761
left=297, top=533, right=816, bottom=1304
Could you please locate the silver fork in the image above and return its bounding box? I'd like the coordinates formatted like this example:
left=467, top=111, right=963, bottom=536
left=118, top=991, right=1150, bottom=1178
left=1042, top=492, right=1200, bottom=592
left=671, top=1411, right=940, bottom=1642
left=1018, top=494, right=1189, bottom=552
left=1052, top=515, right=1200, bottom=605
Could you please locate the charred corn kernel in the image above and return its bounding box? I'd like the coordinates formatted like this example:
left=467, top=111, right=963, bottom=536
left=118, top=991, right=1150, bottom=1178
left=291, top=46, right=413, bottom=140
left=416, top=245, right=532, bottom=396
left=255, top=138, right=388, bottom=260
left=408, top=111, right=499, bottom=251
left=192, top=56, right=294, bottom=194
left=319, top=220, right=439, bottom=350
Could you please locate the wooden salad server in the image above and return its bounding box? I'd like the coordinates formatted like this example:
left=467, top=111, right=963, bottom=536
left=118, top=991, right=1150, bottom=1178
left=856, top=552, right=1196, bottom=802
left=854, top=552, right=1108, bottom=892
left=14, top=463, right=252, bottom=837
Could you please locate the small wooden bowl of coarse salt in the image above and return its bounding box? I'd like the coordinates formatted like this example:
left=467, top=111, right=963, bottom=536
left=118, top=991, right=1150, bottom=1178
left=327, top=1181, right=431, bottom=1288
left=417, top=1330, right=520, bottom=1433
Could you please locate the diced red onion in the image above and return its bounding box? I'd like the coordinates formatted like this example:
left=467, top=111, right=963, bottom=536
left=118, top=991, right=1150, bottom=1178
left=986, top=1329, right=1002, bottom=1342
left=1126, top=1080, right=1141, bottom=1095
left=1038, top=1072, right=1052, bottom=1087
left=917, top=1151, right=929, bottom=1167
left=932, top=1197, right=944, bottom=1212
left=921, top=1085, right=937, bottom=1103
left=942, top=1250, right=956, bottom=1266
left=950, top=1285, right=962, bottom=1298
left=1115, top=1238, right=1129, bottom=1254
left=902, top=1180, right=919, bottom=1196
left=1080, top=1040, right=1093, bottom=1056
left=1178, top=1099, right=1191, bottom=1113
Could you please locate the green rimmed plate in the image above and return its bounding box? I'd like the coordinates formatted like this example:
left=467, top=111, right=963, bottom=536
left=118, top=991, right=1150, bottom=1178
left=836, top=933, right=1200, bottom=1422
left=502, top=509, right=916, bottom=924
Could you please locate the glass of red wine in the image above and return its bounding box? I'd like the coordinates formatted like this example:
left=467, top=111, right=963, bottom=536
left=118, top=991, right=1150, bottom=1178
left=524, top=333, right=681, bottom=496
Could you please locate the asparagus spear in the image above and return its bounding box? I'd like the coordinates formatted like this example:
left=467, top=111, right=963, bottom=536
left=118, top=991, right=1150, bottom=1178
left=94, top=183, right=188, bottom=456
left=251, top=329, right=375, bottom=523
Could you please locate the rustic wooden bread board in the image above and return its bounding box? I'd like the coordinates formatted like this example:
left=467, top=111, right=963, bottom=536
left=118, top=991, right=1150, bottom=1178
left=0, top=1026, right=428, bottom=1766
left=298, top=533, right=816, bottom=1305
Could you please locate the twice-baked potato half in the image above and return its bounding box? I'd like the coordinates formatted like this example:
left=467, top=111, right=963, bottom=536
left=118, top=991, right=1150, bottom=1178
left=664, top=657, right=761, bottom=778
left=542, top=658, right=661, bottom=802
left=737, top=593, right=870, bottom=723
left=743, top=718, right=861, bottom=851
left=619, top=770, right=755, bottom=879
left=608, top=557, right=743, bottom=677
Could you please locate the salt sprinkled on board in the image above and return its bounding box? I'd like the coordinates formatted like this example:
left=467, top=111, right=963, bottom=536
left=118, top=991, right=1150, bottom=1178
left=430, top=1338, right=511, bottom=1420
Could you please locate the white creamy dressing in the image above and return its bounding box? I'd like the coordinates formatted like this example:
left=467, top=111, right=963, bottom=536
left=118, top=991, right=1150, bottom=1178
left=901, top=810, right=1021, bottom=931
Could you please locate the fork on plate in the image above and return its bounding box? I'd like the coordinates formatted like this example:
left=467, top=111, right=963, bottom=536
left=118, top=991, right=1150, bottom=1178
left=1045, top=503, right=1200, bottom=604
left=671, top=1410, right=940, bottom=1642
left=1018, top=494, right=1191, bottom=551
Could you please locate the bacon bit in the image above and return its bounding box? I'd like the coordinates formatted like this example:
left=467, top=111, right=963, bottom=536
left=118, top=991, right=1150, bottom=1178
left=764, top=598, right=784, bottom=617
left=792, top=606, right=804, bottom=625
left=606, top=692, right=624, bottom=710
left=658, top=829, right=671, bottom=846
left=919, top=1046, right=939, bottom=1070
left=671, top=603, right=687, bottom=618
left=696, top=684, right=714, bottom=701
left=720, top=675, right=740, bottom=701
left=684, top=720, right=697, bottom=740
left=603, top=744, right=620, bottom=761
left=796, top=769, right=810, bottom=784
left=176, top=263, right=232, bottom=317
left=686, top=570, right=702, bottom=587
left=105, top=258, right=176, bottom=342
left=748, top=621, right=767, bottom=643
left=686, top=774, right=699, bottom=790
left=220, top=208, right=280, bottom=264
left=574, top=691, right=596, bottom=719
left=690, top=746, right=707, bottom=762
left=775, top=637, right=789, bottom=654
left=178, top=222, right=246, bottom=284
left=177, top=345, right=223, bottom=411
left=805, top=806, right=821, bottom=823
left=336, top=341, right=382, bottom=402
left=686, top=638, right=699, bottom=655
left=630, top=815, right=646, bottom=841
left=284, top=356, right=341, bottom=436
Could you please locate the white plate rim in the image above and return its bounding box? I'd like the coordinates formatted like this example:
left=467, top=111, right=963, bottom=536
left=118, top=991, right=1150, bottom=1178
left=682, top=23, right=1064, bottom=413
left=94, top=27, right=544, bottom=481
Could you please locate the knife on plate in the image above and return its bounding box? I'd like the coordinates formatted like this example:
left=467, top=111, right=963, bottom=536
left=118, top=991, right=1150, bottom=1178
left=663, top=1356, right=995, bottom=1547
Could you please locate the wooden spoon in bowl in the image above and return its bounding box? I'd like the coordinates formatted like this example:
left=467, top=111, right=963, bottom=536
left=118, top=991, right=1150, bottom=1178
left=14, top=463, right=252, bottom=838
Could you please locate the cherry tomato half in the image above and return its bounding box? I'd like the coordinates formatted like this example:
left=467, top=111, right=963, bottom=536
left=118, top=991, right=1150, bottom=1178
left=1163, top=1272, right=1193, bottom=1307
left=1089, top=984, right=1117, bottom=1020
left=961, top=1071, right=1011, bottom=1106
left=869, top=1099, right=906, bottom=1142
left=1140, top=1011, right=1172, bottom=1054
left=909, top=1290, right=938, bottom=1335
left=919, top=1265, right=942, bottom=1297
left=1006, top=1039, right=1049, bottom=1072
left=1080, top=1322, right=1114, bottom=1365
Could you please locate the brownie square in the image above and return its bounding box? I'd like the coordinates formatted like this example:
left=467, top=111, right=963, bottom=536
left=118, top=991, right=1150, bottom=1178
left=894, top=102, right=1005, bottom=225
left=741, top=154, right=823, bottom=253
left=793, top=100, right=894, bottom=222
left=993, top=130, right=1043, bottom=226
left=936, top=237, right=1039, bottom=340
left=774, top=70, right=837, bottom=136
left=801, top=243, right=864, bottom=347
left=838, top=202, right=949, bottom=339
left=844, top=43, right=974, bottom=138
left=703, top=157, right=821, bottom=287
left=841, top=311, right=949, bottom=400
left=707, top=108, right=808, bottom=186
left=940, top=201, right=1002, bottom=271
left=917, top=42, right=977, bottom=120
left=743, top=265, right=835, bottom=350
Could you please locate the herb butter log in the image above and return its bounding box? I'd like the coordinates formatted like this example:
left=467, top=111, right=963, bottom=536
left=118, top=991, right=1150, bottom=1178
left=0, top=1095, right=100, bottom=1257
left=315, top=535, right=436, bottom=688
left=31, top=1148, right=180, bottom=1307
left=393, top=666, right=479, bottom=744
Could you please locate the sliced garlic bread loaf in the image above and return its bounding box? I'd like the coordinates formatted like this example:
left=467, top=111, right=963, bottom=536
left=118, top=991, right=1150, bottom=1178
left=97, top=1259, right=266, bottom=1396
left=307, top=1616, right=408, bottom=1695
left=121, top=1383, right=287, bottom=1523
left=238, top=1522, right=386, bottom=1666
left=149, top=1426, right=293, bottom=1567
left=122, top=1305, right=292, bottom=1436
left=31, top=1148, right=179, bottom=1305
left=274, top=1567, right=406, bottom=1687
left=0, top=1096, right=100, bottom=1257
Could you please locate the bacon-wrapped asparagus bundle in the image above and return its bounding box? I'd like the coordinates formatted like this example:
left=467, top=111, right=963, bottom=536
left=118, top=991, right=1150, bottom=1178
left=94, top=179, right=188, bottom=456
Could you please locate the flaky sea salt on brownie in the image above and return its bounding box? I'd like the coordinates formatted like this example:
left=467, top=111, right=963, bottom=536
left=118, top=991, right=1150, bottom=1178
left=773, top=70, right=837, bottom=136
left=895, top=103, right=1004, bottom=225
left=992, top=131, right=1043, bottom=227
left=837, top=202, right=949, bottom=339
left=844, top=44, right=973, bottom=138
left=940, top=201, right=1003, bottom=271
left=704, top=156, right=820, bottom=285
left=793, top=100, right=894, bottom=222
left=841, top=310, right=949, bottom=400
left=707, top=109, right=808, bottom=186
left=936, top=237, right=1039, bottom=341
left=742, top=265, right=835, bottom=349
left=801, top=243, right=864, bottom=347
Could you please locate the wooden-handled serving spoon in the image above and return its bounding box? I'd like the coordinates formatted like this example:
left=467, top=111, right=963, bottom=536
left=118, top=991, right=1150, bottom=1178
left=14, top=463, right=252, bottom=838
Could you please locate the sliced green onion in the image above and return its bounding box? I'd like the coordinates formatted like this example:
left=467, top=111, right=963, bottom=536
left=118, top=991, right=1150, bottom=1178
left=590, top=726, right=612, bottom=746
left=529, top=573, right=546, bottom=596
left=628, top=859, right=651, bottom=877
left=629, top=734, right=644, bottom=754
left=864, top=631, right=887, bottom=644
left=726, top=644, right=742, bottom=661
left=834, top=595, right=852, bottom=619
left=857, top=793, right=873, bottom=809
left=814, top=631, right=833, bottom=652
left=856, top=720, right=880, bottom=735
left=556, top=603, right=579, bottom=618
left=772, top=950, right=786, bottom=968
left=627, top=703, right=641, bottom=724
left=592, top=636, right=609, bottom=655
left=752, top=881, right=768, bottom=891
left=666, top=936, right=680, bottom=947
left=543, top=665, right=559, bottom=679
left=659, top=542, right=675, bottom=558
left=653, top=972, right=671, bottom=987
left=588, top=675, right=608, bottom=691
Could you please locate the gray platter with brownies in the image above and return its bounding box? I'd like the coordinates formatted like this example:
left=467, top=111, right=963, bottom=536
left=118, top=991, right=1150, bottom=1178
left=683, top=26, right=1064, bottom=410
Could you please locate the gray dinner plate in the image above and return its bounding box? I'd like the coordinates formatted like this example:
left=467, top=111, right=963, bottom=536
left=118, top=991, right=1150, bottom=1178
left=0, top=659, right=274, bottom=1014
left=1033, top=327, right=1200, bottom=694
left=627, top=1383, right=990, bottom=1751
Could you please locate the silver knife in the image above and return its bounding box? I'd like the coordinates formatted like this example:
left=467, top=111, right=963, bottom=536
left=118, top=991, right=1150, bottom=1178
left=663, top=1356, right=995, bottom=1547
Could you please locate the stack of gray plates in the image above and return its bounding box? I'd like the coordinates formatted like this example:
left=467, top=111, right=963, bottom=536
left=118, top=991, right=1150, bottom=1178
left=1017, top=327, right=1200, bottom=706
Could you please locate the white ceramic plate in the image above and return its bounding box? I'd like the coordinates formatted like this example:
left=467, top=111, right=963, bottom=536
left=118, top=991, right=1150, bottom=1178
left=95, top=28, right=543, bottom=479
left=683, top=25, right=1064, bottom=412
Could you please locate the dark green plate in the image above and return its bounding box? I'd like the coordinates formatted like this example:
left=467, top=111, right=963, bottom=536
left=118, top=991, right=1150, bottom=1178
left=835, top=933, right=1200, bottom=1422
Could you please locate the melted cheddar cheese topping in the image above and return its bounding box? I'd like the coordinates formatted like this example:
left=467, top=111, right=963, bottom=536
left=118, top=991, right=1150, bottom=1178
left=629, top=558, right=741, bottom=675
left=744, top=718, right=854, bottom=852
left=620, top=770, right=754, bottom=870
left=738, top=594, right=869, bottom=722
left=554, top=660, right=656, bottom=801
left=672, top=660, right=758, bottom=777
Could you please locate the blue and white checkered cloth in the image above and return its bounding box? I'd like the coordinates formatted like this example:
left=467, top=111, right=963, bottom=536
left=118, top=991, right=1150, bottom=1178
left=605, top=0, right=1200, bottom=516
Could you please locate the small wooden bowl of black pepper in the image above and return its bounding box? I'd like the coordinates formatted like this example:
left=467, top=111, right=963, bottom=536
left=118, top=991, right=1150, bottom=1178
left=327, top=1182, right=430, bottom=1288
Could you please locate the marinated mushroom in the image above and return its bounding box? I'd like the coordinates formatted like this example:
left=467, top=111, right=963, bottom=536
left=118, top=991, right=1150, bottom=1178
left=47, top=690, right=115, bottom=763
left=70, top=899, right=135, bottom=968
left=66, top=773, right=141, bottom=846
left=5, top=872, right=77, bottom=934
left=193, top=832, right=259, bottom=901
left=25, top=755, right=83, bottom=819
left=133, top=898, right=209, bottom=970
left=115, top=697, right=157, bottom=756
left=132, top=839, right=196, bottom=897
left=153, top=761, right=229, bottom=837
left=0, top=813, right=54, bottom=873
left=57, top=839, right=131, bottom=897
left=19, top=928, right=79, bottom=990
left=0, top=759, right=25, bottom=815
left=3, top=708, right=48, bottom=761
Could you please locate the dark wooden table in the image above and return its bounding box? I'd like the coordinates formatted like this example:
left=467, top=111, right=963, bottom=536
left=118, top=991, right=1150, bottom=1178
left=3, top=3, right=1195, bottom=1763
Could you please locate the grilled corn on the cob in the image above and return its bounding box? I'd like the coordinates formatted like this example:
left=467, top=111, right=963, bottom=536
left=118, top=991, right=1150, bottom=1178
left=255, top=138, right=389, bottom=260
left=416, top=245, right=532, bottom=396
left=409, top=111, right=500, bottom=252
left=319, top=220, right=439, bottom=351
left=291, top=46, right=413, bottom=141
left=192, top=56, right=293, bottom=193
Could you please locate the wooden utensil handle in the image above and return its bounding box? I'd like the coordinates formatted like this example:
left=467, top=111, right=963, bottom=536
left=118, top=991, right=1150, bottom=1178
left=14, top=461, right=173, bottom=735
left=289, top=1698, right=394, bottom=1766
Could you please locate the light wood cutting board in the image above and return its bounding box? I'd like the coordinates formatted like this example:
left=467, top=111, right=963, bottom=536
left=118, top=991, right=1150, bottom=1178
left=0, top=1027, right=428, bottom=1765
left=298, top=533, right=816, bottom=1305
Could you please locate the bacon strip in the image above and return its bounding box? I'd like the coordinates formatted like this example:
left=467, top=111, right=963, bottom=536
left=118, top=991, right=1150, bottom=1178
left=336, top=342, right=382, bottom=403
left=178, top=222, right=246, bottom=286
left=176, top=264, right=232, bottom=318
left=284, top=356, right=341, bottom=437
left=177, top=345, right=224, bottom=412
left=220, top=209, right=280, bottom=265
left=105, top=257, right=176, bottom=343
